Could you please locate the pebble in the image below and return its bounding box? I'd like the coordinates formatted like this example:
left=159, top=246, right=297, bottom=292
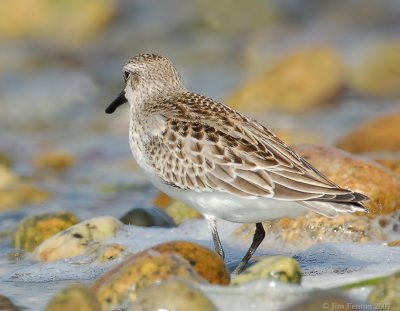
left=337, top=112, right=400, bottom=153
left=120, top=206, right=175, bottom=228
left=227, top=48, right=345, bottom=113
left=13, top=211, right=79, bottom=251
left=165, top=200, right=203, bottom=225
left=348, top=42, right=400, bottom=97
left=44, top=284, right=101, bottom=311
left=149, top=241, right=230, bottom=285
left=130, top=279, right=217, bottom=311
left=93, top=252, right=205, bottom=310
left=294, top=144, right=400, bottom=216
left=33, top=151, right=77, bottom=172
left=368, top=270, right=400, bottom=309
left=33, top=216, right=122, bottom=262
left=0, top=164, right=51, bottom=211
left=232, top=256, right=301, bottom=285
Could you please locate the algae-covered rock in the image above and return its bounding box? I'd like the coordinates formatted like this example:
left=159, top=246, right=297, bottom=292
left=33, top=151, right=77, bottom=172
left=0, top=164, right=51, bottom=210
left=149, top=241, right=230, bottom=285
left=13, top=211, right=79, bottom=251
left=93, top=252, right=205, bottom=310
left=227, top=48, right=345, bottom=113
left=45, top=284, right=101, bottom=311
left=130, top=279, right=217, bottom=311
left=294, top=144, right=400, bottom=216
left=165, top=201, right=203, bottom=225
left=232, top=256, right=301, bottom=285
left=337, top=113, right=400, bottom=153
left=368, top=270, right=400, bottom=309
left=348, top=42, right=400, bottom=97
left=120, top=206, right=175, bottom=228
left=33, top=216, right=122, bottom=262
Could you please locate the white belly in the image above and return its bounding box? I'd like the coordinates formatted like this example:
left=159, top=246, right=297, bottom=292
left=149, top=175, right=308, bottom=223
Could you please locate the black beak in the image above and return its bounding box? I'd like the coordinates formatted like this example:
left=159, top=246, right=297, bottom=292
left=105, top=91, right=127, bottom=114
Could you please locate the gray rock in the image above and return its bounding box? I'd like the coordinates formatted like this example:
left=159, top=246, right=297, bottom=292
left=120, top=206, right=175, bottom=228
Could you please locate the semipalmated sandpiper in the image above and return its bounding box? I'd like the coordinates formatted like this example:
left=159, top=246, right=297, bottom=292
left=106, top=54, right=368, bottom=274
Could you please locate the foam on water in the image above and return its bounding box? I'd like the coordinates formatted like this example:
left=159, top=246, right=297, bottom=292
left=2, top=219, right=400, bottom=310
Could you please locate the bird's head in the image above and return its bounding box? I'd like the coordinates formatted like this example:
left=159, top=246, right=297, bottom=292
left=106, top=54, right=184, bottom=114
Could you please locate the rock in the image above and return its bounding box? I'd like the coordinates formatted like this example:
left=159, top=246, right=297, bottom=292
left=0, top=152, right=12, bottom=167
left=372, top=153, right=400, bottom=177
left=272, top=128, right=323, bottom=146
left=388, top=240, right=400, bottom=247
left=227, top=48, right=345, bottom=113
left=336, top=112, right=400, bottom=153
left=197, top=0, right=278, bottom=33
left=149, top=241, right=230, bottom=285
left=33, top=151, right=77, bottom=172
left=153, top=192, right=173, bottom=208
left=0, top=0, right=116, bottom=45
left=33, top=216, right=122, bottom=262
left=0, top=295, right=22, bottom=311
left=236, top=213, right=385, bottom=248
left=368, top=270, right=400, bottom=309
left=0, top=164, right=51, bottom=211
left=44, top=284, right=101, bottom=311
left=293, top=145, right=400, bottom=216
left=130, top=279, right=217, bottom=311
left=165, top=201, right=203, bottom=225
left=348, top=42, right=400, bottom=97
left=232, top=256, right=301, bottom=285
left=94, top=243, right=129, bottom=263
left=120, top=206, right=175, bottom=228
left=93, top=252, right=205, bottom=310
left=285, top=291, right=359, bottom=311
left=13, top=211, right=79, bottom=251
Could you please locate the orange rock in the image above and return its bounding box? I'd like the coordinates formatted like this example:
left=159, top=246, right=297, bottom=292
left=348, top=42, right=400, bottom=97
left=235, top=213, right=385, bottom=248
left=33, top=151, right=77, bottom=171
left=227, top=48, right=345, bottom=114
left=336, top=112, right=400, bottom=153
left=153, top=192, right=173, bottom=209
left=149, top=241, right=230, bottom=285
left=93, top=252, right=205, bottom=310
left=370, top=153, right=400, bottom=177
left=293, top=144, right=400, bottom=216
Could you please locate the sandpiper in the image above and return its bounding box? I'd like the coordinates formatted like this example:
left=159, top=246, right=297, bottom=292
left=106, top=53, right=368, bottom=274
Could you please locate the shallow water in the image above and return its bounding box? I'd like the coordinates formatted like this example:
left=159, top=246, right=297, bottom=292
left=1, top=1, right=400, bottom=310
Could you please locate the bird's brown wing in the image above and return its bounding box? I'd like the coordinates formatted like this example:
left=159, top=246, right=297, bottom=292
left=144, top=93, right=368, bottom=214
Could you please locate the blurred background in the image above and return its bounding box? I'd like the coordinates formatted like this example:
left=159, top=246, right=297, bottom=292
left=1, top=0, right=400, bottom=237
left=1, top=0, right=400, bottom=243
left=0, top=0, right=400, bottom=309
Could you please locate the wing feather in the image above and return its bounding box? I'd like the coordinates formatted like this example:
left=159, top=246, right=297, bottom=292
left=144, top=93, right=368, bottom=213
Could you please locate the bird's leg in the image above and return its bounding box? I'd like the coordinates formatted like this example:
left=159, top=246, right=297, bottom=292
left=206, top=217, right=225, bottom=259
left=233, top=222, right=265, bottom=274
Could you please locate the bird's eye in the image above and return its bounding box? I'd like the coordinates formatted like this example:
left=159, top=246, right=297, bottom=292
left=123, top=71, right=130, bottom=81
